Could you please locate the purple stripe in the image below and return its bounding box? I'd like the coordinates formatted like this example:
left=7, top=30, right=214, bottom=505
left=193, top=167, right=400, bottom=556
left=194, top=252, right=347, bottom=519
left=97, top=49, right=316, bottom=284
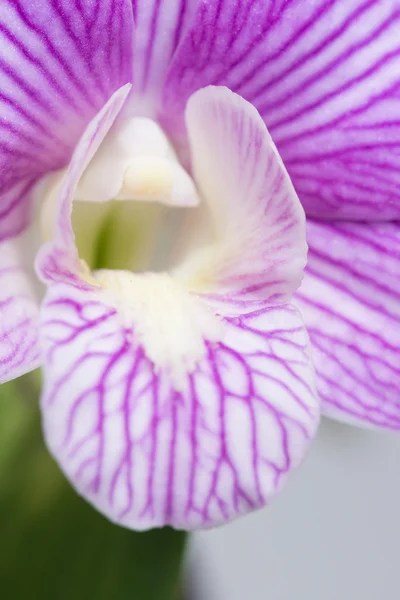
left=228, top=0, right=337, bottom=94
left=50, top=0, right=105, bottom=96
left=0, top=90, right=64, bottom=144
left=267, top=44, right=400, bottom=131
left=6, top=0, right=96, bottom=106
left=250, top=0, right=379, bottom=109
left=0, top=24, right=82, bottom=113
left=163, top=0, right=400, bottom=219
left=0, top=57, right=59, bottom=117
left=295, top=219, right=400, bottom=429
left=141, top=0, right=163, bottom=91
left=0, top=0, right=133, bottom=238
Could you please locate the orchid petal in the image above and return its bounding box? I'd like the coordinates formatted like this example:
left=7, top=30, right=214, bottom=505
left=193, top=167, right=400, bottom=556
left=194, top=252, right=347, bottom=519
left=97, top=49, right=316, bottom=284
left=0, top=0, right=133, bottom=239
left=37, top=85, right=132, bottom=287
left=162, top=0, right=400, bottom=220
left=39, top=280, right=318, bottom=530
left=176, top=86, right=306, bottom=305
left=295, top=219, right=400, bottom=429
left=130, top=0, right=198, bottom=116
left=0, top=228, right=41, bottom=382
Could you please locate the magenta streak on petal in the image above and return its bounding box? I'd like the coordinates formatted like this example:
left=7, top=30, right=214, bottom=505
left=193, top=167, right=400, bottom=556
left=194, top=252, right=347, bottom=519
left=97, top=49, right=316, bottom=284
left=0, top=0, right=133, bottom=240
left=162, top=0, right=400, bottom=220
left=40, top=280, right=319, bottom=530
left=0, top=232, right=41, bottom=382
left=36, top=85, right=131, bottom=287
left=0, top=180, right=37, bottom=240
left=108, top=347, right=143, bottom=520
left=295, top=219, right=400, bottom=429
left=129, top=0, right=198, bottom=115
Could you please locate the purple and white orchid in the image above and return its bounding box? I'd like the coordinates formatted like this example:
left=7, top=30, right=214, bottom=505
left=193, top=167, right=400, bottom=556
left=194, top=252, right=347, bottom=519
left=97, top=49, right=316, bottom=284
left=0, top=0, right=399, bottom=530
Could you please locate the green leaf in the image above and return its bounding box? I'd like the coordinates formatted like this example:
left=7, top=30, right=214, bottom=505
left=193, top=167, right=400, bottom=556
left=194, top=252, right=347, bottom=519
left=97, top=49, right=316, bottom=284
left=0, top=376, right=187, bottom=600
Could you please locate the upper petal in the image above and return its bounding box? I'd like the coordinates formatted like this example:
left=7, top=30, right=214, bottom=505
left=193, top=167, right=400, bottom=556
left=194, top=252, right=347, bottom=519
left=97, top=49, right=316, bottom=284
left=0, top=228, right=41, bottom=382
left=162, top=0, right=400, bottom=220
left=295, top=219, right=400, bottom=429
left=130, top=0, right=198, bottom=116
left=0, top=0, right=133, bottom=239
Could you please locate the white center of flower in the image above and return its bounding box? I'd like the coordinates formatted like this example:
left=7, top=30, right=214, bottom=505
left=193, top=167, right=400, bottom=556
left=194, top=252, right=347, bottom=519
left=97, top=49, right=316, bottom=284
left=39, top=115, right=221, bottom=389
left=94, top=270, right=222, bottom=389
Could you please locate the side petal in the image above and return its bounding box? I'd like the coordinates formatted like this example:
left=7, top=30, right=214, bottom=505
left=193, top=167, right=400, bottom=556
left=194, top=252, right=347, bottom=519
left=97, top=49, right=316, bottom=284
left=295, top=220, right=400, bottom=429
left=162, top=0, right=400, bottom=220
left=0, top=0, right=133, bottom=239
left=39, top=281, right=319, bottom=530
left=0, top=228, right=41, bottom=382
left=176, top=86, right=306, bottom=305
left=37, top=85, right=132, bottom=287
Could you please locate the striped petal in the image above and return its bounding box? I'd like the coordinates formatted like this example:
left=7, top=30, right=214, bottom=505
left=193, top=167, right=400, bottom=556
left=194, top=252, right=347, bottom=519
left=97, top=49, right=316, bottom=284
left=36, top=86, right=318, bottom=530
left=0, top=229, right=41, bottom=382
left=0, top=0, right=133, bottom=239
left=295, top=220, right=400, bottom=429
left=40, top=283, right=318, bottom=530
left=173, top=86, right=306, bottom=307
left=130, top=0, right=198, bottom=116
left=162, top=0, right=400, bottom=220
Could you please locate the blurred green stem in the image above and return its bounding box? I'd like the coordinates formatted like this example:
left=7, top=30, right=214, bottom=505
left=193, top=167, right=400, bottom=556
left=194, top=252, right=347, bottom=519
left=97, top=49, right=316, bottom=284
left=0, top=375, right=188, bottom=599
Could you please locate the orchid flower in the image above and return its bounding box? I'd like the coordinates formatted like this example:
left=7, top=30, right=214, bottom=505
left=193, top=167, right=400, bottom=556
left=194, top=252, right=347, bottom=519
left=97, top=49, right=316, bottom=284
left=0, top=0, right=398, bottom=532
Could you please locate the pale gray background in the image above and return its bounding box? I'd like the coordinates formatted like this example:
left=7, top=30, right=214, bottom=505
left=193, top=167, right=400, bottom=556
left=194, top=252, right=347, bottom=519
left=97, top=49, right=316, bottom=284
left=187, top=419, right=399, bottom=600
